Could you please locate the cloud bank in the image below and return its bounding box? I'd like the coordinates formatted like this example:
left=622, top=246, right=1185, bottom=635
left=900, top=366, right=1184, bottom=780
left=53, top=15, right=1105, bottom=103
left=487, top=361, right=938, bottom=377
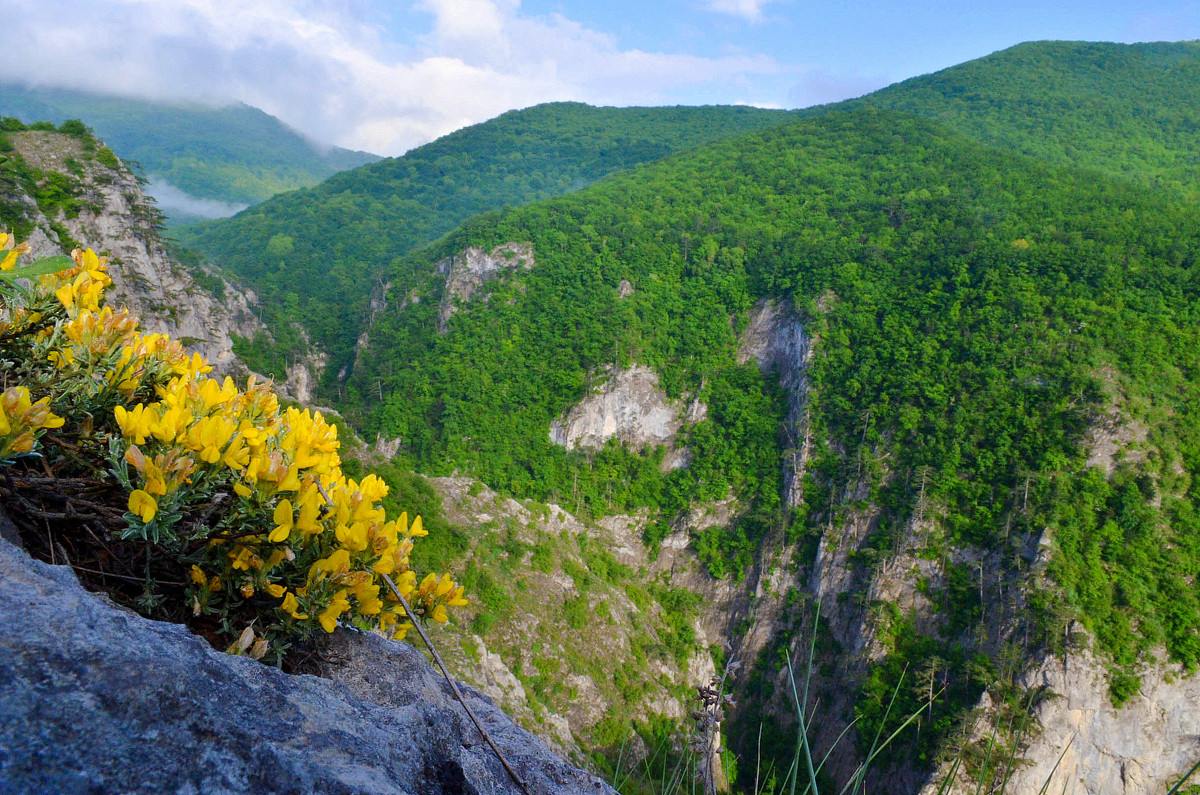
left=0, top=0, right=791, bottom=156
left=145, top=177, right=250, bottom=221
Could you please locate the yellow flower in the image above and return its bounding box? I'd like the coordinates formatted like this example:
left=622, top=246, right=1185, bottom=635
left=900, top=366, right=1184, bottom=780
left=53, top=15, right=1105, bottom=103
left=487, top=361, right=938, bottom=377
left=310, top=548, right=351, bottom=579
left=295, top=484, right=323, bottom=535
left=269, top=499, right=293, bottom=543
left=0, top=239, right=28, bottom=270
left=280, top=592, right=308, bottom=619
left=229, top=546, right=261, bottom=571
left=115, top=404, right=154, bottom=445
left=354, top=587, right=384, bottom=616
left=317, top=590, right=351, bottom=633
left=8, top=431, right=34, bottom=454
left=197, top=376, right=237, bottom=412
left=128, top=489, right=157, bottom=523
left=334, top=520, right=369, bottom=552
left=22, top=397, right=64, bottom=430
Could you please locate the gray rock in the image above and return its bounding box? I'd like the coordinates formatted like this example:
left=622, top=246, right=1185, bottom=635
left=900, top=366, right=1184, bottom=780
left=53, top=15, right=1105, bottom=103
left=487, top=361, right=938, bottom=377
left=547, top=365, right=701, bottom=466
left=436, top=243, right=535, bottom=333
left=0, top=534, right=615, bottom=795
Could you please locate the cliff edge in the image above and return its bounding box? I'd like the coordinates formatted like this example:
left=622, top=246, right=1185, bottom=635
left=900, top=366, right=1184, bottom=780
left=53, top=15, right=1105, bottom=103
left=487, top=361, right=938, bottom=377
left=0, top=526, right=614, bottom=795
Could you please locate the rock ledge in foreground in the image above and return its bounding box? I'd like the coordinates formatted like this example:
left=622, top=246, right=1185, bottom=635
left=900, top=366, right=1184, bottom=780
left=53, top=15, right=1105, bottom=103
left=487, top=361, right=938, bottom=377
left=0, top=534, right=614, bottom=795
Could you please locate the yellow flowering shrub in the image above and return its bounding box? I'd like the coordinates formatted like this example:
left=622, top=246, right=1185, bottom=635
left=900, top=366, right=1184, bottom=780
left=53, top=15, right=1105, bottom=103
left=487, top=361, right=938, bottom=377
left=0, top=235, right=464, bottom=663
left=0, top=385, right=65, bottom=461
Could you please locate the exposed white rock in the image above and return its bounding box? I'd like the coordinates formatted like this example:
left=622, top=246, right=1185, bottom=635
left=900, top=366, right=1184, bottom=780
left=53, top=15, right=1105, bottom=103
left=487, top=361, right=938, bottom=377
left=549, top=365, right=700, bottom=466
left=596, top=512, right=651, bottom=567
left=1082, top=366, right=1150, bottom=480
left=924, top=636, right=1200, bottom=795
left=471, top=635, right=529, bottom=706
left=371, top=433, right=403, bottom=461
left=738, top=299, right=812, bottom=507
left=436, top=242, right=534, bottom=332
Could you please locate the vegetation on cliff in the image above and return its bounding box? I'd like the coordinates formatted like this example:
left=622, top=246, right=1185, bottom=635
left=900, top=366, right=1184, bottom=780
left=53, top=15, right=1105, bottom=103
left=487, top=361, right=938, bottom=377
left=0, top=237, right=463, bottom=664
left=22, top=39, right=1200, bottom=790
left=339, top=101, right=1200, bottom=780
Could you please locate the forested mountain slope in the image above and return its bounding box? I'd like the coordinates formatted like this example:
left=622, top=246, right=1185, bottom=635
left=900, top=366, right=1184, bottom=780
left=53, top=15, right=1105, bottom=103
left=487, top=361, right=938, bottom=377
left=166, top=40, right=1200, bottom=789
left=0, top=84, right=379, bottom=216
left=176, top=103, right=799, bottom=379
left=846, top=39, right=1200, bottom=197
left=343, top=105, right=1200, bottom=789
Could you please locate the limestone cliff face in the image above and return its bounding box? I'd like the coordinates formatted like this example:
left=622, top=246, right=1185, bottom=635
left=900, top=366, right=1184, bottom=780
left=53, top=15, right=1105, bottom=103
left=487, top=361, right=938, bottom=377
left=437, top=242, right=535, bottom=332
left=548, top=365, right=705, bottom=469
left=946, top=639, right=1200, bottom=795
left=727, top=295, right=1200, bottom=793
left=8, top=130, right=264, bottom=375
left=738, top=298, right=812, bottom=507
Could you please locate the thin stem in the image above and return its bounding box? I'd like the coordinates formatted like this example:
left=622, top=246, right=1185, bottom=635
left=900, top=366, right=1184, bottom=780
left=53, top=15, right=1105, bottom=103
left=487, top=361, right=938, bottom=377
left=378, top=572, right=531, bottom=795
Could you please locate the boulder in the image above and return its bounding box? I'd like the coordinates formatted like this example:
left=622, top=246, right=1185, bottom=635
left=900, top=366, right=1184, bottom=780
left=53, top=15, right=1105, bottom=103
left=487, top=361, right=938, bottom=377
left=0, top=533, right=615, bottom=795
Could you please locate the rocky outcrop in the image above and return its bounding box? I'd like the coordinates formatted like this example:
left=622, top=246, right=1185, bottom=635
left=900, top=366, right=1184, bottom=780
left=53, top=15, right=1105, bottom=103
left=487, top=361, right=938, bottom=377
left=437, top=242, right=535, bottom=332
left=9, top=130, right=264, bottom=375
left=416, top=476, right=719, bottom=764
left=281, top=339, right=328, bottom=404
left=920, top=636, right=1200, bottom=795
left=738, top=298, right=812, bottom=507
left=549, top=365, right=703, bottom=469
left=0, top=532, right=615, bottom=795
left=1002, top=643, right=1200, bottom=795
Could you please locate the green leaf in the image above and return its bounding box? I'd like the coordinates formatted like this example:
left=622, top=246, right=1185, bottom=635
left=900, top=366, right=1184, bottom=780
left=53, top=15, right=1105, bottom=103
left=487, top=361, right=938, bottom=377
left=0, top=254, right=74, bottom=283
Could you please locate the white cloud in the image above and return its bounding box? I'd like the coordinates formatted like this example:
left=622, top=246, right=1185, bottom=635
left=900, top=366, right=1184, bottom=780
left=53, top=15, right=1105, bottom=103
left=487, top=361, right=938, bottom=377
left=701, top=0, right=781, bottom=23
left=0, top=0, right=793, bottom=156
left=146, top=177, right=249, bottom=220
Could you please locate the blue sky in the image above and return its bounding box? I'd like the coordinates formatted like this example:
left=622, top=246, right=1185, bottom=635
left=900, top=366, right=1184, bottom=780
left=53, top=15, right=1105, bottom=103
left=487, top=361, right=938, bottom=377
left=1, top=0, right=1198, bottom=155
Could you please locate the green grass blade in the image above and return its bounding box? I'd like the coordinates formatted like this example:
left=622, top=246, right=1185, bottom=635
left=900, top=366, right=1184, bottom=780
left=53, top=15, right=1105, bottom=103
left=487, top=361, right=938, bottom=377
left=973, top=727, right=999, bottom=795
left=785, top=651, right=820, bottom=795
left=1165, top=755, right=1200, bottom=795
left=996, top=690, right=1037, bottom=791
left=933, top=754, right=964, bottom=795
left=842, top=666, right=909, bottom=795
left=0, top=254, right=74, bottom=282
left=1035, top=734, right=1074, bottom=795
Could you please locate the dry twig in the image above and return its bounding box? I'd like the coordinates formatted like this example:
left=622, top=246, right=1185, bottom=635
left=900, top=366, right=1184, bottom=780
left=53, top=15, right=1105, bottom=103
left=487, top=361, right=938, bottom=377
left=378, top=572, right=532, bottom=795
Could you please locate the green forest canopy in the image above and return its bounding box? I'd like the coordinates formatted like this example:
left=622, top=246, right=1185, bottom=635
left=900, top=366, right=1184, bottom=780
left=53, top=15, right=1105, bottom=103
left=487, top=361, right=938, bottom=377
left=342, top=105, right=1200, bottom=761
left=177, top=102, right=800, bottom=377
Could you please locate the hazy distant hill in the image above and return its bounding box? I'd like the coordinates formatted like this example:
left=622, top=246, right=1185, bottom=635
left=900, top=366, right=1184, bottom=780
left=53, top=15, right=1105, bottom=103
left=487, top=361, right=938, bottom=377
left=177, top=102, right=799, bottom=376
left=0, top=84, right=379, bottom=219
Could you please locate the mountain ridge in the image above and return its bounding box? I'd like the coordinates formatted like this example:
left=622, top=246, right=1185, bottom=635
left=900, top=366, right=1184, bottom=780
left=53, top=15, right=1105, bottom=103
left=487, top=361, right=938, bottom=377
left=177, top=102, right=801, bottom=381
left=0, top=84, right=379, bottom=219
